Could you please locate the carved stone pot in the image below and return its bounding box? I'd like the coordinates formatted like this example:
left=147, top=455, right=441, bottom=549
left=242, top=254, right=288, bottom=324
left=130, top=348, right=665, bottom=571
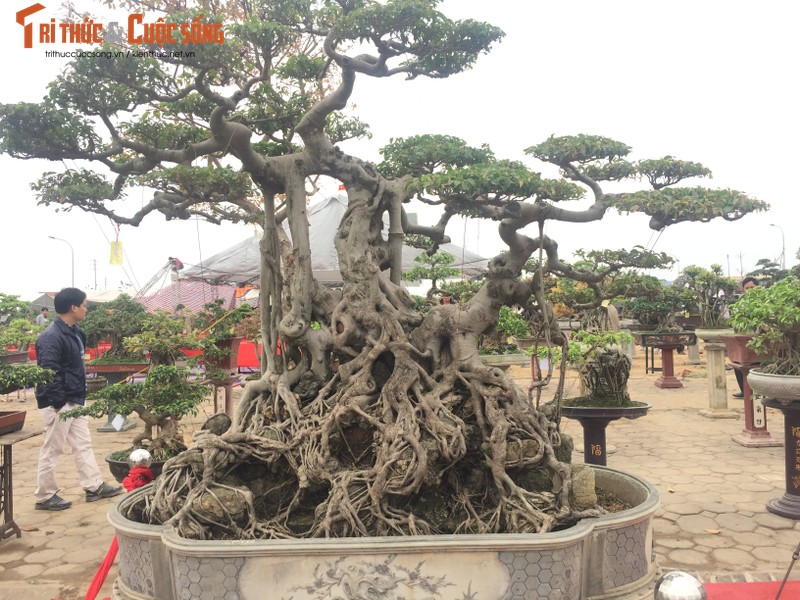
left=109, top=467, right=660, bottom=600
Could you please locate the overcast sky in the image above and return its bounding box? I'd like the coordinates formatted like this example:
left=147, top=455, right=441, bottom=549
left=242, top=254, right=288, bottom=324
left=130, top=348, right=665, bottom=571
left=1, top=0, right=798, bottom=301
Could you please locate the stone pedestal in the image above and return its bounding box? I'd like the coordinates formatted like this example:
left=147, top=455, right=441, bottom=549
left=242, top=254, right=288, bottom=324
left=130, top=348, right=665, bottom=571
left=762, top=398, right=800, bottom=519
left=654, top=345, right=682, bottom=388
left=561, top=404, right=650, bottom=466
left=731, top=363, right=781, bottom=447
left=699, top=342, right=738, bottom=419
left=635, top=332, right=695, bottom=389
left=686, top=342, right=701, bottom=365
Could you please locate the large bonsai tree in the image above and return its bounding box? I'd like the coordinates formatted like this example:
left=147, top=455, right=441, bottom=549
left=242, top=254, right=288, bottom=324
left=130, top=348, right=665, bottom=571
left=0, top=1, right=767, bottom=540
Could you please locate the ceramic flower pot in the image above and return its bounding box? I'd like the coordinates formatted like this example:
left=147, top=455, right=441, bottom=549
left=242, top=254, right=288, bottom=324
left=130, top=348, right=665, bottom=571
left=720, top=334, right=764, bottom=365
left=748, top=369, right=800, bottom=403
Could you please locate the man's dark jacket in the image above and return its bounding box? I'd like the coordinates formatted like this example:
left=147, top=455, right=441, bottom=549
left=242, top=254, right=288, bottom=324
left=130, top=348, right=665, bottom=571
left=35, top=318, right=87, bottom=410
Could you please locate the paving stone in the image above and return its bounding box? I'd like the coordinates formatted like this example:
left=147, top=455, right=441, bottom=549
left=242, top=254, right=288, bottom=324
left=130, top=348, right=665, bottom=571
left=653, top=520, right=681, bottom=536
left=675, top=514, right=720, bottom=534
left=754, top=512, right=797, bottom=530
left=0, top=548, right=32, bottom=562
left=752, top=546, right=793, bottom=562
left=711, top=548, right=758, bottom=565
left=659, top=511, right=679, bottom=522
left=709, top=464, right=747, bottom=475
left=22, top=548, right=64, bottom=563
left=670, top=503, right=703, bottom=516
left=658, top=538, right=695, bottom=549
left=738, top=481, right=779, bottom=492
left=714, top=512, right=758, bottom=533
left=667, top=549, right=709, bottom=566
left=733, top=531, right=778, bottom=547
left=695, top=535, right=736, bottom=549
left=7, top=563, right=47, bottom=578
left=699, top=502, right=739, bottom=514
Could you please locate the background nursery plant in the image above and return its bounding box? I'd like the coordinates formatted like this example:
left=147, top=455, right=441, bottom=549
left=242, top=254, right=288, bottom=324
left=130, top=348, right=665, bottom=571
left=728, top=276, right=800, bottom=375
left=62, top=365, right=209, bottom=461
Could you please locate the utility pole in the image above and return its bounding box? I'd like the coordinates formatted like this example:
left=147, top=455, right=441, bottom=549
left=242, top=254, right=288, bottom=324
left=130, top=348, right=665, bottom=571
left=769, top=224, right=786, bottom=270
left=48, top=236, right=74, bottom=287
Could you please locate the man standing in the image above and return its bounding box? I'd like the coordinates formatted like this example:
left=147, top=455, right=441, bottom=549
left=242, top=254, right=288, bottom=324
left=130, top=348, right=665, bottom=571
left=732, top=277, right=760, bottom=399
left=35, top=306, right=48, bottom=326
left=34, top=287, right=122, bottom=511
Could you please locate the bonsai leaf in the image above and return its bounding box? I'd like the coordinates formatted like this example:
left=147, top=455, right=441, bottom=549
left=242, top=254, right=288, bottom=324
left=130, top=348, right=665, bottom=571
left=608, top=187, right=768, bottom=230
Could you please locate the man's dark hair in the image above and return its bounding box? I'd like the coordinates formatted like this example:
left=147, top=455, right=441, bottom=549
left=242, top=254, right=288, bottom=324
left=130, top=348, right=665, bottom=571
left=41, top=307, right=48, bottom=312
left=54, top=288, right=87, bottom=314
left=741, top=276, right=760, bottom=287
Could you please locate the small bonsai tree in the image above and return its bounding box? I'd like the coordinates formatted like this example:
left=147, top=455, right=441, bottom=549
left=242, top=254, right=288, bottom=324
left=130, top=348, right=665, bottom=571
left=0, top=318, right=43, bottom=352
left=62, top=365, right=209, bottom=460
left=674, top=264, right=737, bottom=329
left=124, top=310, right=201, bottom=367
left=728, top=276, right=800, bottom=375
left=0, top=294, right=33, bottom=323
left=479, top=306, right=530, bottom=354
left=402, top=251, right=461, bottom=299
left=439, top=278, right=483, bottom=304
left=569, top=330, right=635, bottom=407
left=0, top=363, right=52, bottom=395
left=81, top=294, right=149, bottom=359
left=620, top=275, right=694, bottom=332
left=545, top=248, right=675, bottom=330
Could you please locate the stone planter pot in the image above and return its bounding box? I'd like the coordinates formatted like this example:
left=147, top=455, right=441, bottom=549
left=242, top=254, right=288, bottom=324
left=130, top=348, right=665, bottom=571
left=480, top=353, right=531, bottom=371
left=748, top=369, right=800, bottom=402
left=694, top=327, right=735, bottom=344
left=109, top=467, right=659, bottom=600
left=512, top=337, right=545, bottom=351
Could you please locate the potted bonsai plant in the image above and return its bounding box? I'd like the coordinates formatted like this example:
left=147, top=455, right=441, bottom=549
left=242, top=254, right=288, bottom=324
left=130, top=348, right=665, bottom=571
left=478, top=305, right=531, bottom=370
left=676, top=264, right=737, bottom=343
left=728, top=276, right=800, bottom=517
left=124, top=310, right=202, bottom=367
left=81, top=295, right=150, bottom=387
left=0, top=363, right=52, bottom=433
left=81, top=294, right=149, bottom=357
left=547, top=330, right=649, bottom=466
left=728, top=276, right=800, bottom=390
left=62, top=364, right=210, bottom=482
left=623, top=275, right=697, bottom=387
left=402, top=250, right=461, bottom=301
left=0, top=318, right=43, bottom=364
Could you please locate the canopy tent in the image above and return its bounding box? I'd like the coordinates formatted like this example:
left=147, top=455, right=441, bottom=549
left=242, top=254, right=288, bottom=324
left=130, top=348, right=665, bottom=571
left=136, top=279, right=237, bottom=313
left=181, top=194, right=489, bottom=285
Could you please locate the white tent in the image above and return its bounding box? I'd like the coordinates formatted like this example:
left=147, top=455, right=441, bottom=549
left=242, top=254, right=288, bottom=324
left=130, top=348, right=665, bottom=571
left=182, top=194, right=489, bottom=285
